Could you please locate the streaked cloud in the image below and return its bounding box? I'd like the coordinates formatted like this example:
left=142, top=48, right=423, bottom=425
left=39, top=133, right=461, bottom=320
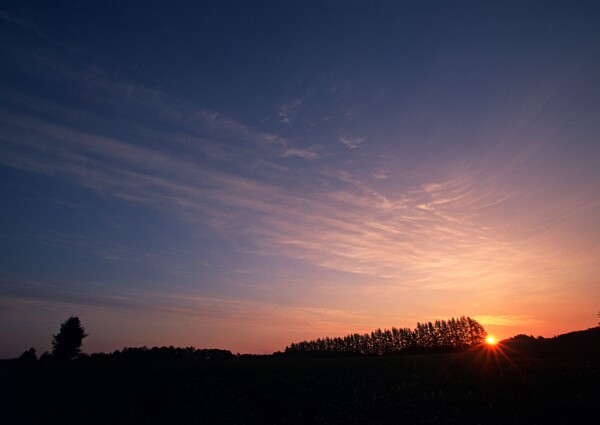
left=0, top=9, right=46, bottom=38
left=475, top=315, right=544, bottom=327
left=372, top=170, right=388, bottom=180
left=1, top=81, right=595, bottom=299
left=282, top=148, right=320, bottom=160
left=340, top=136, right=367, bottom=149
left=2, top=2, right=600, bottom=357
left=0, top=275, right=378, bottom=353
left=278, top=99, right=302, bottom=125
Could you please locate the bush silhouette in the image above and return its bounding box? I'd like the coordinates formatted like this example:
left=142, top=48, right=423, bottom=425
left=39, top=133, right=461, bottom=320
left=18, top=347, right=37, bottom=361
left=51, top=316, right=88, bottom=360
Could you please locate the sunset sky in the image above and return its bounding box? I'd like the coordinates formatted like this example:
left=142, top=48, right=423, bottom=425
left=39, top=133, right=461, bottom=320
left=1, top=1, right=599, bottom=358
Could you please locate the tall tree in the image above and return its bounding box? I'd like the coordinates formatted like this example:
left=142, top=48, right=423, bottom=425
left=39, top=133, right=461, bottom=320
left=51, top=316, right=88, bottom=360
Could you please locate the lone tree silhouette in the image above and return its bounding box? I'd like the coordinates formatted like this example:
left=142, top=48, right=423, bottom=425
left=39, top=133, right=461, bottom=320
left=52, top=316, right=88, bottom=360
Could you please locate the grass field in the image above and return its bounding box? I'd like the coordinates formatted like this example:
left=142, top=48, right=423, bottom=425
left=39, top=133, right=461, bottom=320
left=2, top=347, right=598, bottom=424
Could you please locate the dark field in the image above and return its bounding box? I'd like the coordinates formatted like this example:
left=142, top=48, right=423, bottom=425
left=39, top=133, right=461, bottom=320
left=2, top=349, right=598, bottom=425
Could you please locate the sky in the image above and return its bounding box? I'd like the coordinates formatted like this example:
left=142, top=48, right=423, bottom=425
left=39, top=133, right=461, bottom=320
left=1, top=1, right=599, bottom=358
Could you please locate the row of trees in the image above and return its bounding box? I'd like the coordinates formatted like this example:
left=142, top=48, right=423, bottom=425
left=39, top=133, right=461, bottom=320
left=96, top=346, right=234, bottom=361
left=285, top=316, right=486, bottom=355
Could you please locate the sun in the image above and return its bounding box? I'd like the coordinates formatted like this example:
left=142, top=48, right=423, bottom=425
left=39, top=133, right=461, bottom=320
left=485, top=336, right=497, bottom=346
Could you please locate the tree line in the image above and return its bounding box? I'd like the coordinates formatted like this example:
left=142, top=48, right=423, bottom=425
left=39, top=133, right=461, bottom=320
left=92, top=346, right=234, bottom=361
left=18, top=315, right=486, bottom=361
left=285, top=316, right=486, bottom=355
left=18, top=316, right=234, bottom=362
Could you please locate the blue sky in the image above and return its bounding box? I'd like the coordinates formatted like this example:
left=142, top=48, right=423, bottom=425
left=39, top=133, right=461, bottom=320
left=1, top=1, right=600, bottom=357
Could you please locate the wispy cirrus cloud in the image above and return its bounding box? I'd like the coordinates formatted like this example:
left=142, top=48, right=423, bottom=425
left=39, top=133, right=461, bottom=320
left=2, top=42, right=599, bottom=320
left=475, top=315, right=544, bottom=327
left=278, top=98, right=302, bottom=124
left=0, top=9, right=46, bottom=38
left=0, top=89, right=580, bottom=300
left=340, top=136, right=367, bottom=149
left=282, top=147, right=320, bottom=160
left=0, top=274, right=368, bottom=329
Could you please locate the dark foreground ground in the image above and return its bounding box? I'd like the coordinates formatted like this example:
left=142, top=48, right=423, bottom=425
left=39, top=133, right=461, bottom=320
left=1, top=348, right=599, bottom=425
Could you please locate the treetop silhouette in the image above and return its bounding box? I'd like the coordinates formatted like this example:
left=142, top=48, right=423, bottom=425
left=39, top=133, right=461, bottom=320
left=52, top=316, right=88, bottom=360
left=18, top=347, right=37, bottom=361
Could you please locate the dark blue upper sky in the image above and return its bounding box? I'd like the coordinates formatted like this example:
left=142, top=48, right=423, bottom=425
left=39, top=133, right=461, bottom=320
left=1, top=1, right=599, bottom=356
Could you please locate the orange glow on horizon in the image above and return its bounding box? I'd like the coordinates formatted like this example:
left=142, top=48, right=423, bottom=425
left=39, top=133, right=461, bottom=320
left=485, top=336, right=497, bottom=346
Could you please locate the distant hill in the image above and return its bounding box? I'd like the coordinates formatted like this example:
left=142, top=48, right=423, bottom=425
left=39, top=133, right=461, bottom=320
left=502, top=327, right=600, bottom=354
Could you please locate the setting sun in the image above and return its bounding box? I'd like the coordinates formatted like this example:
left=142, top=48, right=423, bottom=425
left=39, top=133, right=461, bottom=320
left=486, top=336, right=497, bottom=346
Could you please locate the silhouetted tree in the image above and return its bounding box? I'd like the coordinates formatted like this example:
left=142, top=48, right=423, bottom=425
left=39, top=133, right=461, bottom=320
left=18, top=347, right=37, bottom=361
left=51, top=316, right=88, bottom=360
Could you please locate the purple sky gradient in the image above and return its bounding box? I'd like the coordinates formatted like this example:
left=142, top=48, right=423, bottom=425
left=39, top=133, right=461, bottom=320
left=1, top=1, right=599, bottom=357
